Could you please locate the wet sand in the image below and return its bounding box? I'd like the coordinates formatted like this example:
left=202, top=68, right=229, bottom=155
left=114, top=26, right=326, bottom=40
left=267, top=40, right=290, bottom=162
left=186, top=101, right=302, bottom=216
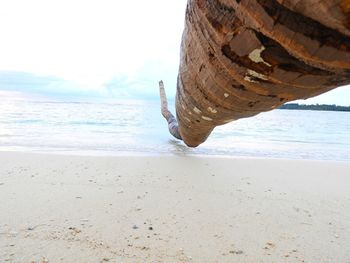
left=0, top=152, right=350, bottom=262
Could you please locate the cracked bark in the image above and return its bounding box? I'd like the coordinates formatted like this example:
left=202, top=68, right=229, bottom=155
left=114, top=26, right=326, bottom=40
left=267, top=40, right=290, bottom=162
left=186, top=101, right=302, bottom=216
left=160, top=0, right=350, bottom=147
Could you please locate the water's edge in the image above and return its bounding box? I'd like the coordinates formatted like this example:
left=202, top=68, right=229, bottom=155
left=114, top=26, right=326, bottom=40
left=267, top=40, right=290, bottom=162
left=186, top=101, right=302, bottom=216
left=1, top=99, right=349, bottom=161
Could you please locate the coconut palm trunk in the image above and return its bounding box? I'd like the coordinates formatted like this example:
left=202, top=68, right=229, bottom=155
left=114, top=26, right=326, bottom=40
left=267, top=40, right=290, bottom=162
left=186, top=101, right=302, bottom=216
left=160, top=0, right=350, bottom=147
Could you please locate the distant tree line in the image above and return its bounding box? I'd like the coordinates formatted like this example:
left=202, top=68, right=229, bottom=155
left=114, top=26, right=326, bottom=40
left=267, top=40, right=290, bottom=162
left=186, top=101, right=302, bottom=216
left=279, top=103, right=350, bottom=112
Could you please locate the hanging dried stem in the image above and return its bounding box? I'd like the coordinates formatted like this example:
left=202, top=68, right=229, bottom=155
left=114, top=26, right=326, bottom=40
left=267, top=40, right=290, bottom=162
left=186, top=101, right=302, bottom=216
left=159, top=80, right=182, bottom=140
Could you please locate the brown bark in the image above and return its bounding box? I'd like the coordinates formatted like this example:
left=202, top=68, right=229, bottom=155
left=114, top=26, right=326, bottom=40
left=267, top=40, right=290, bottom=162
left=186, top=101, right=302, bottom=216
left=161, top=0, right=350, bottom=147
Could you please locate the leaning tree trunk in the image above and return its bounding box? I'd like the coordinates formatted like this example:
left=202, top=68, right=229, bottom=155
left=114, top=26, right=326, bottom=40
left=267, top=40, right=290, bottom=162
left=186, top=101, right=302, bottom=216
left=160, top=0, right=350, bottom=147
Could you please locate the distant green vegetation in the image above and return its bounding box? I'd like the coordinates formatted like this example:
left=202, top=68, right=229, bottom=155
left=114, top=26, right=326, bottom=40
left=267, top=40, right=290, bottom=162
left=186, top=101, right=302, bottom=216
left=279, top=103, right=350, bottom=112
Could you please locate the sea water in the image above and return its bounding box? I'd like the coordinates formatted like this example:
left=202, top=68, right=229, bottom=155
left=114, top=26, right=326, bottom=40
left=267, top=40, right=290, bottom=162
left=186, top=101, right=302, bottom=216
left=0, top=98, right=349, bottom=161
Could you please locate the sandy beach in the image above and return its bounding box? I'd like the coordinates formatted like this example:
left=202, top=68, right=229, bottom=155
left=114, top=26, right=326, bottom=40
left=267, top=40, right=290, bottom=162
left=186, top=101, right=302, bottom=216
left=0, top=152, right=349, bottom=262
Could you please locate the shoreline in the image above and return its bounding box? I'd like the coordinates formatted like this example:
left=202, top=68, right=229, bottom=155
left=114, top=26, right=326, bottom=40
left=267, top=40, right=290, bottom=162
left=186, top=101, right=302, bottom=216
left=1, top=152, right=350, bottom=262
left=1, top=149, right=349, bottom=163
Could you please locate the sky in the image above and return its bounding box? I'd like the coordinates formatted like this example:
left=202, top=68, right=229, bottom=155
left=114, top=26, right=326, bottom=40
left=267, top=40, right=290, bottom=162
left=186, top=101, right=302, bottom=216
left=0, top=0, right=349, bottom=105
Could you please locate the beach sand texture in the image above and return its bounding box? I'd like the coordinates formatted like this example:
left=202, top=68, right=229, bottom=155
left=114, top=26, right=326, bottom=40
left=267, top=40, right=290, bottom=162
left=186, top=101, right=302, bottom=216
left=0, top=152, right=350, bottom=262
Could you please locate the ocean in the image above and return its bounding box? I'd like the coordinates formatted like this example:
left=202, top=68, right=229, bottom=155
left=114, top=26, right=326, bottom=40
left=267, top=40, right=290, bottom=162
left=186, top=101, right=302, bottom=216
left=0, top=98, right=349, bottom=161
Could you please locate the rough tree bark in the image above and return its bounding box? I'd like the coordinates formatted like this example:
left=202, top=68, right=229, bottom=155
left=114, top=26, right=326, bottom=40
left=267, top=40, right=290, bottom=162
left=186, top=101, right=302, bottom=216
left=160, top=0, right=350, bottom=147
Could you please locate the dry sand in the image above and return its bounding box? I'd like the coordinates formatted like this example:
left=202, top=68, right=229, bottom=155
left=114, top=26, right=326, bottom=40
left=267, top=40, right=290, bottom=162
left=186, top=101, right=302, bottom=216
left=0, top=152, right=349, bottom=263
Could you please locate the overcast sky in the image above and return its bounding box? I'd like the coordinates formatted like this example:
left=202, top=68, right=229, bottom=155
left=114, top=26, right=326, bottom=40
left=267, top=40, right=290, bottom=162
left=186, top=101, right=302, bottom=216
left=0, top=0, right=349, bottom=105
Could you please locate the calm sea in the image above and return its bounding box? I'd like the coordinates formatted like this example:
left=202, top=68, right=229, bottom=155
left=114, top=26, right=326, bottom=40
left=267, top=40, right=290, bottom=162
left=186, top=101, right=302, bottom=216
left=0, top=99, right=349, bottom=161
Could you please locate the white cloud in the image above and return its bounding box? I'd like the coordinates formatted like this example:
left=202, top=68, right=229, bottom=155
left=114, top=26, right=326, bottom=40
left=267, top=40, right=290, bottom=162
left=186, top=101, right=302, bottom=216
left=0, top=0, right=349, bottom=105
left=0, top=0, right=187, bottom=88
left=298, top=85, right=350, bottom=106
